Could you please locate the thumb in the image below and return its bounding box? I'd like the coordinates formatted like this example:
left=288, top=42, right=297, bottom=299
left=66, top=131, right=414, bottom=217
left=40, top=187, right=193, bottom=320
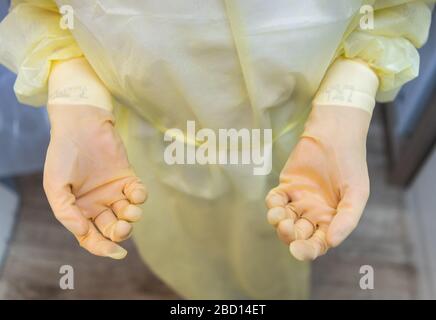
left=44, top=182, right=90, bottom=237
left=327, top=186, right=369, bottom=247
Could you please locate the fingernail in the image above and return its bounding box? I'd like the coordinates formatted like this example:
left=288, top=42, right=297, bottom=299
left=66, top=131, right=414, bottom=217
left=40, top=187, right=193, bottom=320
left=267, top=207, right=287, bottom=225
left=107, top=246, right=127, bottom=260
left=126, top=205, right=142, bottom=221
left=131, top=189, right=147, bottom=204
left=111, top=221, right=132, bottom=241
left=267, top=194, right=286, bottom=207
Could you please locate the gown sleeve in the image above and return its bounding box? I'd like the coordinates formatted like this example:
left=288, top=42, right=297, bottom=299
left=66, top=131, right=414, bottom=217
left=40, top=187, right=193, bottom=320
left=340, top=0, right=435, bottom=102
left=0, top=0, right=83, bottom=106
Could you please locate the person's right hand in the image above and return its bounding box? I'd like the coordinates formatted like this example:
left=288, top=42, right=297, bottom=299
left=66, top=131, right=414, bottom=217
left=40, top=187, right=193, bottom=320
left=43, top=104, right=147, bottom=259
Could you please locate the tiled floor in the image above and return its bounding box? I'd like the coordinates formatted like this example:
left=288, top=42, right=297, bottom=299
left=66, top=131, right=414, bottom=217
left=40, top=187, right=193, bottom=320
left=0, top=109, right=416, bottom=299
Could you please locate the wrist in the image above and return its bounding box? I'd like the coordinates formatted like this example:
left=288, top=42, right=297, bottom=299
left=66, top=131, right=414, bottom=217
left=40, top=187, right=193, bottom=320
left=47, top=104, right=115, bottom=136
left=303, top=104, right=371, bottom=147
left=313, top=58, right=379, bottom=115
left=48, top=57, right=113, bottom=112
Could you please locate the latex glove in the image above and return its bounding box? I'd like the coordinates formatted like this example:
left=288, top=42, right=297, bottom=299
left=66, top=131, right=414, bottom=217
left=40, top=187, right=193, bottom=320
left=266, top=58, right=379, bottom=261
left=44, top=58, right=147, bottom=259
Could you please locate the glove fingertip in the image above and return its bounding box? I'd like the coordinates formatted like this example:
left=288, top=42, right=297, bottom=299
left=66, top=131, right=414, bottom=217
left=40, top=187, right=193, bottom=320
left=289, top=241, right=317, bottom=261
left=326, top=226, right=348, bottom=248
left=106, top=245, right=128, bottom=260
left=129, top=188, right=147, bottom=204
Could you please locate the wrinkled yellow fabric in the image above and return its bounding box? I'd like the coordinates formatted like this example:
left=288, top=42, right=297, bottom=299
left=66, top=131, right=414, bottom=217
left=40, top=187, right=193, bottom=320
left=0, top=0, right=83, bottom=105
left=0, top=0, right=433, bottom=299
left=340, top=0, right=434, bottom=101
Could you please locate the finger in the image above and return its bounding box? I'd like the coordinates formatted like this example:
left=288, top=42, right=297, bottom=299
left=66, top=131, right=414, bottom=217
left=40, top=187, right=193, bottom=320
left=276, top=218, right=296, bottom=244
left=287, top=202, right=303, bottom=217
left=267, top=207, right=288, bottom=226
left=123, top=179, right=147, bottom=204
left=300, top=205, right=335, bottom=226
left=291, top=197, right=335, bottom=225
left=44, top=184, right=89, bottom=237
left=290, top=229, right=328, bottom=261
left=265, top=187, right=289, bottom=208
left=77, top=222, right=127, bottom=259
left=94, top=209, right=132, bottom=242
left=276, top=206, right=298, bottom=244
left=285, top=204, right=299, bottom=220
left=327, top=187, right=369, bottom=247
left=293, top=218, right=315, bottom=240
left=112, top=199, right=142, bottom=222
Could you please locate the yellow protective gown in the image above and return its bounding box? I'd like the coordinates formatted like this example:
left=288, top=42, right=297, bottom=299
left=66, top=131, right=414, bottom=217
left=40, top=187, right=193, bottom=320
left=0, top=0, right=433, bottom=299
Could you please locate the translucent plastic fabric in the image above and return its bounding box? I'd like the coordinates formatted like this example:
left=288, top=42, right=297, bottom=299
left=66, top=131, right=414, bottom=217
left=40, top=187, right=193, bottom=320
left=0, top=0, right=433, bottom=298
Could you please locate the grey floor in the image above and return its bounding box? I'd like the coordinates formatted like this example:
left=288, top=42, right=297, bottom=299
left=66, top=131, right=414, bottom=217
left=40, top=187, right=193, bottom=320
left=0, top=109, right=416, bottom=299
left=0, top=183, right=18, bottom=272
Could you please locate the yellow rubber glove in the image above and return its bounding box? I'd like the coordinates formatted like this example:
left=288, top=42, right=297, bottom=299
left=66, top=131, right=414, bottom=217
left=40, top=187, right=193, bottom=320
left=266, top=58, right=379, bottom=261
left=44, top=58, right=147, bottom=259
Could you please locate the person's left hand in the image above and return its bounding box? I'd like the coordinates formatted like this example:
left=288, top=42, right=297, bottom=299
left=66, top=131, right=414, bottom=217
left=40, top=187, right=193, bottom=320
left=266, top=104, right=371, bottom=261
